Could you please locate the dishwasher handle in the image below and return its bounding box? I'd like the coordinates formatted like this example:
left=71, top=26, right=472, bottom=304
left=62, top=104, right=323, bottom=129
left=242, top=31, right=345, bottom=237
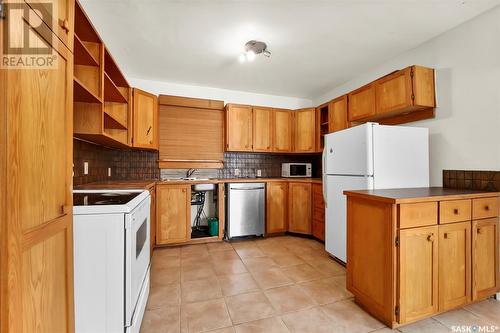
left=230, top=187, right=265, bottom=191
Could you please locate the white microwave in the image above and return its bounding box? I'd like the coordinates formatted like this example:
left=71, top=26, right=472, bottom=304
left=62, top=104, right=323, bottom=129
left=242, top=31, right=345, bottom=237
left=281, top=163, right=312, bottom=178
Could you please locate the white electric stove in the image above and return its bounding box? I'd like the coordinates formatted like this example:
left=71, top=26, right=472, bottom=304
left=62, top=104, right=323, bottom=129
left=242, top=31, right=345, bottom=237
left=73, top=189, right=151, bottom=333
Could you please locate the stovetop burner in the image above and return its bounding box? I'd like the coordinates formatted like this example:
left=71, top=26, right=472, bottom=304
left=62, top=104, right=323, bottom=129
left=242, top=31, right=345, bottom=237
left=73, top=192, right=141, bottom=206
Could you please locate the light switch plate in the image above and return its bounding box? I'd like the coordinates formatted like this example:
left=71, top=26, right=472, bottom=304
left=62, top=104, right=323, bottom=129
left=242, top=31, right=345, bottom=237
left=83, top=162, right=89, bottom=175
left=257, top=169, right=262, bottom=177
left=234, top=169, right=240, bottom=176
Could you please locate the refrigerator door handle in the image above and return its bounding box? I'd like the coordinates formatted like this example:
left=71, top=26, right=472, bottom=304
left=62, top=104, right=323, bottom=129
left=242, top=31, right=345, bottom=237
left=322, top=146, right=327, bottom=207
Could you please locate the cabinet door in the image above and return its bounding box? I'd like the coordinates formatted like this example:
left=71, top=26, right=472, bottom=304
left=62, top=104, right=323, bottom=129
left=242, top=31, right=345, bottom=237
left=348, top=84, right=376, bottom=121
left=294, top=108, right=316, bottom=152
left=328, top=95, right=348, bottom=133
left=150, top=187, right=156, bottom=257
left=472, top=218, right=499, bottom=300
left=399, top=225, right=438, bottom=324
left=133, top=88, right=158, bottom=149
left=26, top=0, right=75, bottom=50
left=2, top=6, right=74, bottom=332
left=438, top=222, right=471, bottom=311
left=156, top=185, right=191, bottom=245
left=226, top=104, right=253, bottom=151
left=273, top=108, right=293, bottom=152
left=312, top=184, right=325, bottom=240
left=375, top=68, right=413, bottom=116
left=266, top=182, right=288, bottom=234
left=288, top=183, right=312, bottom=234
left=253, top=107, right=273, bottom=152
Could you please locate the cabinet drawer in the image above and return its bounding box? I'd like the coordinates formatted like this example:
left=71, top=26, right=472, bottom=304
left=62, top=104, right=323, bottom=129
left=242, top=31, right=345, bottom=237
left=399, top=202, right=438, bottom=229
left=313, top=207, right=325, bottom=222
left=439, top=200, right=471, bottom=224
left=473, top=197, right=500, bottom=220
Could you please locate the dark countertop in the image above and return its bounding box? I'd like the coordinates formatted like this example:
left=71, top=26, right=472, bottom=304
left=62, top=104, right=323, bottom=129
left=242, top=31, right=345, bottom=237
left=75, top=177, right=322, bottom=190
left=344, top=187, right=500, bottom=204
left=75, top=179, right=157, bottom=190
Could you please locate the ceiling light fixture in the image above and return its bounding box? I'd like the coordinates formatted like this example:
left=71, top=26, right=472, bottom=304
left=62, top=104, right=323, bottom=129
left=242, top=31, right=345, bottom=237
left=239, top=40, right=271, bottom=63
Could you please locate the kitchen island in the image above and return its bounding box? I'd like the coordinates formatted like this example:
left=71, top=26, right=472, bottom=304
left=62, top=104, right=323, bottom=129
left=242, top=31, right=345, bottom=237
left=344, top=187, right=500, bottom=328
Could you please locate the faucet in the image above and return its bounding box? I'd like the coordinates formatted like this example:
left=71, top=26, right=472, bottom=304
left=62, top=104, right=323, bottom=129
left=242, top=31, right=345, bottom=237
left=186, top=168, right=197, bottom=178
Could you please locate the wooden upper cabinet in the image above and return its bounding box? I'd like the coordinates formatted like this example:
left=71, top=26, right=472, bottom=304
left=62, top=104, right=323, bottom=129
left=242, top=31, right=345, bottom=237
left=266, top=182, right=288, bottom=234
left=272, top=108, right=293, bottom=152
left=252, top=107, right=273, bottom=152
left=472, top=218, right=499, bottom=301
left=288, top=182, right=312, bottom=234
left=226, top=104, right=253, bottom=151
left=294, top=108, right=316, bottom=153
left=132, top=88, right=158, bottom=150
left=348, top=84, right=376, bottom=121
left=438, top=222, right=471, bottom=311
left=328, top=95, right=348, bottom=133
left=156, top=185, right=191, bottom=245
left=398, top=225, right=438, bottom=324
left=375, top=66, right=435, bottom=116
left=375, top=68, right=413, bottom=116
left=26, top=0, right=75, bottom=50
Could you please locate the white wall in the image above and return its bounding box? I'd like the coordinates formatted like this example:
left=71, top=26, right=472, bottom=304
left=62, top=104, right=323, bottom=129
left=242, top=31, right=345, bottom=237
left=314, top=6, right=500, bottom=186
left=129, top=78, right=312, bottom=109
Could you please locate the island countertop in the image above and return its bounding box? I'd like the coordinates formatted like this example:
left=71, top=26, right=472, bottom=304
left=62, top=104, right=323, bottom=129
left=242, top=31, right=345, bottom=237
left=344, top=187, right=500, bottom=204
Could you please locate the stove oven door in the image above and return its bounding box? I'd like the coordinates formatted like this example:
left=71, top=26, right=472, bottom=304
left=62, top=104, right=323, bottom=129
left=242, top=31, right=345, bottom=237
left=125, top=194, right=151, bottom=327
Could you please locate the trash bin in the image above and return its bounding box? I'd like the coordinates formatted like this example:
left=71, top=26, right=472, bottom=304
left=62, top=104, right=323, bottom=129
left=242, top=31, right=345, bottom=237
left=208, top=218, right=219, bottom=236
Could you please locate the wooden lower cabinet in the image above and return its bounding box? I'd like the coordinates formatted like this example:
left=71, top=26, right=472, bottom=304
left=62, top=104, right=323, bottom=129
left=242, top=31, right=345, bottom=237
left=438, top=222, right=471, bottom=311
left=288, top=182, right=312, bottom=234
left=312, top=183, right=325, bottom=241
left=266, top=182, right=288, bottom=234
left=399, top=226, right=439, bottom=323
left=345, top=192, right=500, bottom=329
left=150, top=186, right=156, bottom=256
left=156, top=185, right=191, bottom=244
left=472, top=218, right=499, bottom=300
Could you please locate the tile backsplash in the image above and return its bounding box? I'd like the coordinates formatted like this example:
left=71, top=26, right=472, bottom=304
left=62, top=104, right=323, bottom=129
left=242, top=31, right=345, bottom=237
left=73, top=139, right=159, bottom=186
left=443, top=170, right=500, bottom=192
left=161, top=152, right=322, bottom=179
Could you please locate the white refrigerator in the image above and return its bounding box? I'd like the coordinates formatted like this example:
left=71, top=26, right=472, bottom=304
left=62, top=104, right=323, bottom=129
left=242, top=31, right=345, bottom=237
left=323, top=122, right=429, bottom=263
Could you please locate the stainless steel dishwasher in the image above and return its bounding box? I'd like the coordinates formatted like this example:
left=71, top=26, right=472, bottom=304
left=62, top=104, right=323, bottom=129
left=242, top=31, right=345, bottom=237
left=226, top=183, right=265, bottom=239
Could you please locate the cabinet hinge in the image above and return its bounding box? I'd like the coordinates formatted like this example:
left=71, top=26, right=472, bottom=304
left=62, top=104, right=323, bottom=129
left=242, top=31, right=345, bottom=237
left=395, top=306, right=400, bottom=316
left=411, top=94, right=415, bottom=100
left=395, top=236, right=400, bottom=247
left=410, top=69, right=414, bottom=78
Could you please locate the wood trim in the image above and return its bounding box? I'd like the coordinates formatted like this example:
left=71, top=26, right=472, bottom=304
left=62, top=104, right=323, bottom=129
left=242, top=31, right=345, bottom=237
left=217, top=184, right=225, bottom=240
left=159, top=160, right=223, bottom=169
left=0, top=23, right=7, bottom=333
left=344, top=190, right=500, bottom=204
left=159, top=95, right=224, bottom=110
left=377, top=109, right=435, bottom=125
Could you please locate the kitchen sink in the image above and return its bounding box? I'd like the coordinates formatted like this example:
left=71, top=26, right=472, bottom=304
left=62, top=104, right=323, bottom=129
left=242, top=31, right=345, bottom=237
left=193, top=183, right=216, bottom=191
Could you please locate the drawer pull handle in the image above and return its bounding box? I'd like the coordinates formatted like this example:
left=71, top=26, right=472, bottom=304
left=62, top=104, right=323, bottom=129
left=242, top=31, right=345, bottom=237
left=484, top=205, right=490, bottom=211
left=427, top=234, right=434, bottom=242
left=477, top=228, right=481, bottom=234
left=453, top=209, right=459, bottom=215
left=444, top=232, right=449, bottom=239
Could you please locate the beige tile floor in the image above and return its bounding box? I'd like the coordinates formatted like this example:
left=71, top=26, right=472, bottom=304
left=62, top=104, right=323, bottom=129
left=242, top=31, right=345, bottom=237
left=141, top=235, right=500, bottom=333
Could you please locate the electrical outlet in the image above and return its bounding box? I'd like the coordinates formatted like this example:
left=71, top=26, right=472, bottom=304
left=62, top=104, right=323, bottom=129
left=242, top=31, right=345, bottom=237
left=108, top=167, right=111, bottom=177
left=257, top=169, right=262, bottom=177
left=83, top=162, right=89, bottom=175
left=234, top=169, right=240, bottom=176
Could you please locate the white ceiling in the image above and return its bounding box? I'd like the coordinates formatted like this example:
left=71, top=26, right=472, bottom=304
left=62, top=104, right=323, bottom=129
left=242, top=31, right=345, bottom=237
left=80, top=0, right=500, bottom=99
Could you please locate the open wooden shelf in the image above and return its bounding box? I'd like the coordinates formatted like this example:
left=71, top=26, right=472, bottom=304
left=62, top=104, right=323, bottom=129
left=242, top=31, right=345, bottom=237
left=104, top=48, right=129, bottom=87
left=75, top=3, right=101, bottom=43
left=104, top=110, right=127, bottom=130
left=74, top=77, right=101, bottom=103
left=104, top=73, right=127, bottom=103
left=74, top=34, right=99, bottom=66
